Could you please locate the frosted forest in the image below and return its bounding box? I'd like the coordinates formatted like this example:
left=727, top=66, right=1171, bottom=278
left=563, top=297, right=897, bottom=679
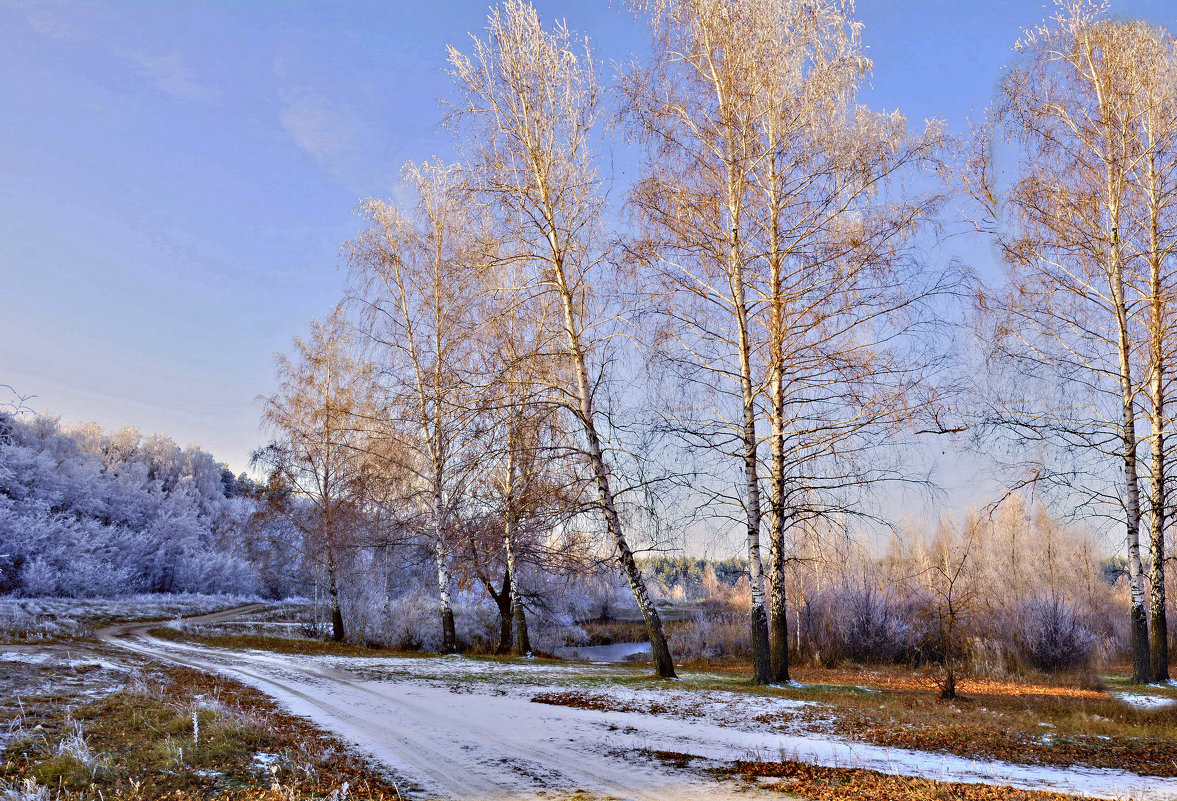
left=0, top=407, right=1141, bottom=676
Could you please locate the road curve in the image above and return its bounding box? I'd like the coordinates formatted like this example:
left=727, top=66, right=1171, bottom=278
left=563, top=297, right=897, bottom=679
left=98, top=607, right=1177, bottom=801
left=99, top=606, right=748, bottom=801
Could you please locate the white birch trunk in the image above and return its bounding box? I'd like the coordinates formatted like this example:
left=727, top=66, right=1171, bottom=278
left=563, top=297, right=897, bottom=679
left=1110, top=199, right=1152, bottom=683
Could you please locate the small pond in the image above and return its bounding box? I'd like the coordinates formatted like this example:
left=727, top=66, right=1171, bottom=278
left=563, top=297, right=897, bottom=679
left=564, top=641, right=652, bottom=663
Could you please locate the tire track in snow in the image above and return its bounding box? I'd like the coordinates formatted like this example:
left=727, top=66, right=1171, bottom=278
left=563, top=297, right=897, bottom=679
left=99, top=607, right=736, bottom=801
left=99, top=606, right=1177, bottom=801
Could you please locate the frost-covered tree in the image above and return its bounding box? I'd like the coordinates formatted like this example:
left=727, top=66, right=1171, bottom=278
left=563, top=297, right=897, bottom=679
left=0, top=415, right=256, bottom=597
left=255, top=311, right=371, bottom=641
left=448, top=0, right=677, bottom=677
left=346, top=162, right=491, bottom=653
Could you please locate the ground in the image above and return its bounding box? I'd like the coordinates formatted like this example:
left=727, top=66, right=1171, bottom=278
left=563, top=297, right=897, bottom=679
left=2, top=599, right=1177, bottom=801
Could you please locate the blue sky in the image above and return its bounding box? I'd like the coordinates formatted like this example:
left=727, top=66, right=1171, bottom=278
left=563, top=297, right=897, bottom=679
left=1, top=0, right=1174, bottom=476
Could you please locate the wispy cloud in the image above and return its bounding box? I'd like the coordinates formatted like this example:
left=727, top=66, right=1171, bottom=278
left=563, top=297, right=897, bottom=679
left=124, top=50, right=218, bottom=101
left=13, top=0, right=218, bottom=102
left=278, top=86, right=366, bottom=180
left=11, top=0, right=90, bottom=41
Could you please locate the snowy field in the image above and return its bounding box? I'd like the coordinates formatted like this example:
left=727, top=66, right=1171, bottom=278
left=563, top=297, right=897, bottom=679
left=0, top=594, right=287, bottom=640
left=98, top=613, right=1177, bottom=801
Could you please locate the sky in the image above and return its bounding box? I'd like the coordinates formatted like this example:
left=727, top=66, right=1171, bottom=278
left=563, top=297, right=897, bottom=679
left=1, top=0, right=1175, bottom=483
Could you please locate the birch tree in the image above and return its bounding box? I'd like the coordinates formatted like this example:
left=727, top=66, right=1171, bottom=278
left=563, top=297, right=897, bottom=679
left=626, top=0, right=952, bottom=683
left=969, top=1, right=1176, bottom=682
left=624, top=0, right=772, bottom=683
left=346, top=161, right=490, bottom=654
left=478, top=273, right=585, bottom=655
left=447, top=0, right=677, bottom=677
left=1124, top=25, right=1177, bottom=681
left=255, top=311, right=369, bottom=642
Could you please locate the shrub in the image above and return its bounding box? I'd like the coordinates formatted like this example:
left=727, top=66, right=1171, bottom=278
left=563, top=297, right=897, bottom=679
left=666, top=611, right=750, bottom=660
left=1016, top=595, right=1099, bottom=671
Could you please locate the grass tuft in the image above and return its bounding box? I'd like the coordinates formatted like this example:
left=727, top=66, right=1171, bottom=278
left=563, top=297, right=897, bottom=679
left=1, top=665, right=408, bottom=800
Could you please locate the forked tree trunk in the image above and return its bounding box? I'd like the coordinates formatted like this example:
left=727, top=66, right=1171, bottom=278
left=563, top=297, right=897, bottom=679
left=939, top=667, right=957, bottom=701
left=513, top=596, right=531, bottom=656
left=505, top=524, right=531, bottom=655
left=327, top=551, right=345, bottom=643
left=495, top=570, right=514, bottom=654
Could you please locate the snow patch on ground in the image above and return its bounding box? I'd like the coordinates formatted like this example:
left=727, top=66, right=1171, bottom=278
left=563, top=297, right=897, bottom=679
left=530, top=684, right=816, bottom=733
left=111, top=630, right=1177, bottom=801
left=0, top=651, right=56, bottom=665
left=1112, top=691, right=1177, bottom=709
left=252, top=752, right=281, bottom=771
left=0, top=651, right=126, bottom=671
left=0, top=594, right=289, bottom=640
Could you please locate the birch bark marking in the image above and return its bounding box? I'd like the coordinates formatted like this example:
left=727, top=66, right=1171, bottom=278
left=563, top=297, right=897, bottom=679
left=503, top=419, right=531, bottom=655
left=732, top=224, right=772, bottom=684
left=1145, top=145, right=1169, bottom=680
left=1110, top=218, right=1151, bottom=683
left=1137, top=65, right=1177, bottom=678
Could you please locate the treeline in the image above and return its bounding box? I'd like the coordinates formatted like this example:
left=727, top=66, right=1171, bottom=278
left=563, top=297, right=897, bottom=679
left=641, top=500, right=1133, bottom=685
left=0, top=414, right=257, bottom=597
left=0, top=405, right=1141, bottom=681
left=0, top=408, right=1144, bottom=683
left=0, top=412, right=627, bottom=656
left=643, top=556, right=750, bottom=598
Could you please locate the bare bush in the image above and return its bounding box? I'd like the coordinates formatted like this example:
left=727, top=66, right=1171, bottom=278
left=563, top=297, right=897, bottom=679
left=1016, top=595, right=1101, bottom=671
left=668, top=612, right=752, bottom=661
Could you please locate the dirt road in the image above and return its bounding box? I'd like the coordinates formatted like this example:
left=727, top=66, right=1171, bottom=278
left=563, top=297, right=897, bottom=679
left=98, top=607, right=1177, bottom=801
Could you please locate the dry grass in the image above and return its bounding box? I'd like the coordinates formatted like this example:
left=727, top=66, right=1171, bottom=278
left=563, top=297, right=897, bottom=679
left=533, top=658, right=1177, bottom=777
left=0, top=664, right=408, bottom=800
left=652, top=752, right=1096, bottom=801
left=577, top=619, right=651, bottom=646
left=792, top=665, right=1107, bottom=698
left=760, top=664, right=1177, bottom=776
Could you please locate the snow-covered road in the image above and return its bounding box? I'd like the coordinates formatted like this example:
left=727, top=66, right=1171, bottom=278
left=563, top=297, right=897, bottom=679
left=99, top=607, right=1177, bottom=801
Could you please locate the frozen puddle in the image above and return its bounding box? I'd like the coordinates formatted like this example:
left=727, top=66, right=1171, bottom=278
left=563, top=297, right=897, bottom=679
left=106, top=631, right=1177, bottom=801
left=562, top=642, right=652, bottom=663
